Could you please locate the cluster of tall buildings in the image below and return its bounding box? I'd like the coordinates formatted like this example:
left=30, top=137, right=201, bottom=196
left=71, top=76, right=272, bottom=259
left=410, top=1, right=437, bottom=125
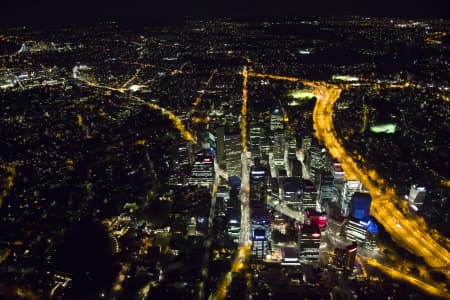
left=184, top=104, right=381, bottom=272
left=250, top=160, right=271, bottom=259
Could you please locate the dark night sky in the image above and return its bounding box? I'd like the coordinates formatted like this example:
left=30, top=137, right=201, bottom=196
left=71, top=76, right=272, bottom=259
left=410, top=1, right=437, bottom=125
left=1, top=0, right=449, bottom=26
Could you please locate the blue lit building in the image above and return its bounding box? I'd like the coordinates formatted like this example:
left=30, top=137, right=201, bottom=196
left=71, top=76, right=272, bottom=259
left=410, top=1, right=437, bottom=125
left=344, top=216, right=378, bottom=250
left=350, top=192, right=371, bottom=220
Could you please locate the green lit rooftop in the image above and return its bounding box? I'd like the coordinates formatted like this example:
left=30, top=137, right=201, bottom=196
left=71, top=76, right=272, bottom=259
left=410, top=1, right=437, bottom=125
left=370, top=123, right=397, bottom=134
left=288, top=89, right=315, bottom=103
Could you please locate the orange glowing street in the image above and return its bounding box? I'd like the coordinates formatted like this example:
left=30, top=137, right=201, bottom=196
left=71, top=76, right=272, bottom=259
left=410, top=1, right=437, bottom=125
left=246, top=70, right=450, bottom=269
left=209, top=245, right=251, bottom=300
left=366, top=258, right=449, bottom=298
left=2, top=17, right=450, bottom=300
left=310, top=82, right=450, bottom=269
left=241, top=66, right=249, bottom=153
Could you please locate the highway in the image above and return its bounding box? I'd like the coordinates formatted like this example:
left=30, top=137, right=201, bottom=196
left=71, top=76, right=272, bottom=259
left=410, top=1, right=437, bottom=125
left=246, top=71, right=450, bottom=270
left=74, top=61, right=450, bottom=296
left=243, top=71, right=450, bottom=297
left=310, top=83, right=450, bottom=269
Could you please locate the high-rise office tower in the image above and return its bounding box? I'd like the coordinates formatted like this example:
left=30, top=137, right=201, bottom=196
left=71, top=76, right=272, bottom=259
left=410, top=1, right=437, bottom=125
left=249, top=125, right=262, bottom=152
left=298, top=224, right=321, bottom=262
left=215, top=126, right=225, bottom=163
left=344, top=217, right=378, bottom=250
left=408, top=185, right=426, bottom=207
left=307, top=144, right=325, bottom=183
left=188, top=152, right=214, bottom=186
left=270, top=107, right=284, bottom=132
left=283, top=178, right=302, bottom=210
left=224, top=134, right=241, bottom=177
left=350, top=192, right=371, bottom=220
left=333, top=241, right=357, bottom=270
left=341, top=180, right=362, bottom=216
left=302, top=179, right=317, bottom=210
left=288, top=136, right=297, bottom=159
left=319, top=171, right=334, bottom=209
left=332, top=162, right=345, bottom=185
left=273, top=132, right=285, bottom=167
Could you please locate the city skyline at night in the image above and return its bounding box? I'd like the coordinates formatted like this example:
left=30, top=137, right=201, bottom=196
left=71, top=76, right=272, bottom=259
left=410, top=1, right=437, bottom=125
left=0, top=6, right=449, bottom=300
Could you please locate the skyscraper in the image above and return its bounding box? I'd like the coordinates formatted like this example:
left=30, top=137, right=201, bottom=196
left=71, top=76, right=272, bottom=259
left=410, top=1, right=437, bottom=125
left=224, top=134, right=241, bottom=177
left=350, top=192, right=372, bottom=220
left=408, top=184, right=426, bottom=207
left=332, top=162, right=345, bottom=185
left=319, top=171, right=334, bottom=209
left=307, top=144, right=325, bottom=182
left=283, top=178, right=302, bottom=210
left=333, top=241, right=357, bottom=270
left=188, top=152, right=214, bottom=186
left=344, top=219, right=368, bottom=244
left=270, top=108, right=284, bottom=132
left=302, top=179, right=317, bottom=210
left=288, top=136, right=297, bottom=159
left=341, top=180, right=363, bottom=216
left=344, top=217, right=378, bottom=250
left=298, top=224, right=321, bottom=262
left=215, top=126, right=225, bottom=163
left=273, top=132, right=286, bottom=167
left=249, top=125, right=262, bottom=152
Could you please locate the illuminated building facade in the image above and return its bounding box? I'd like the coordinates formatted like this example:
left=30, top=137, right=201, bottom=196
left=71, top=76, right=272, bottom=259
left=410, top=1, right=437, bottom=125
left=341, top=180, right=363, bottom=216
left=301, top=136, right=311, bottom=153
left=251, top=238, right=270, bottom=259
left=224, top=134, right=241, bottom=177
left=302, top=179, right=317, bottom=210
left=288, top=136, right=297, bottom=159
left=168, top=142, right=193, bottom=186
left=333, top=241, right=357, bottom=270
left=305, top=209, right=327, bottom=230
left=344, top=217, right=378, bottom=249
left=281, top=247, right=300, bottom=266
left=298, top=224, right=321, bottom=262
left=215, top=126, right=225, bottom=163
left=283, top=178, right=302, bottom=210
left=273, top=132, right=286, bottom=167
left=250, top=163, right=268, bottom=185
left=408, top=184, right=426, bottom=210
left=319, top=171, right=334, bottom=209
left=350, top=192, right=371, bottom=220
left=188, top=152, right=214, bottom=186
left=270, top=108, right=284, bottom=132
left=267, top=177, right=280, bottom=204
left=307, top=144, right=321, bottom=182
left=249, top=125, right=262, bottom=152
left=250, top=161, right=269, bottom=204
left=227, top=190, right=241, bottom=243
left=344, top=218, right=368, bottom=244
left=333, top=162, right=345, bottom=185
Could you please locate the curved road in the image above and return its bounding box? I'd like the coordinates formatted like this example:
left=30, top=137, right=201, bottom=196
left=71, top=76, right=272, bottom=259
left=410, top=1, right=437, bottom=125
left=311, top=83, right=450, bottom=269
